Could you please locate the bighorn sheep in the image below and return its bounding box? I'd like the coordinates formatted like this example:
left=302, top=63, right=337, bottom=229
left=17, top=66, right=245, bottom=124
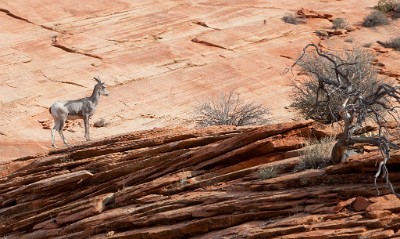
left=49, top=77, right=109, bottom=147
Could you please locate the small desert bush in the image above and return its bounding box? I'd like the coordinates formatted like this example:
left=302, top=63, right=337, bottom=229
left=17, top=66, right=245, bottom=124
left=332, top=18, right=348, bottom=29
left=293, top=137, right=336, bottom=172
left=363, top=11, right=390, bottom=27
left=282, top=13, right=301, bottom=24
left=258, top=166, right=278, bottom=180
left=194, top=91, right=270, bottom=127
left=381, top=36, right=400, bottom=50
left=375, top=0, right=399, bottom=13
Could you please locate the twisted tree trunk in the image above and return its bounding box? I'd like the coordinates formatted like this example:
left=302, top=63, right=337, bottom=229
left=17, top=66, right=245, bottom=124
left=288, top=43, right=400, bottom=196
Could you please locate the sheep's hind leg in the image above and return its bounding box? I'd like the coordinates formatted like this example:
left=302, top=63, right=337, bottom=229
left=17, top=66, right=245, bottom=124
left=51, top=122, right=59, bottom=148
left=59, top=118, right=69, bottom=146
left=59, top=130, right=69, bottom=146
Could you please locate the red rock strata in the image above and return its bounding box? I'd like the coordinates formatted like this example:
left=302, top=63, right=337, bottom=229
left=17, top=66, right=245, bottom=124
left=1, top=121, right=400, bottom=238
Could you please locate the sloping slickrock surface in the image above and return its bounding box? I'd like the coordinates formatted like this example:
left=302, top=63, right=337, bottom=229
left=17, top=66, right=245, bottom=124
left=2, top=0, right=400, bottom=160
left=1, top=121, right=400, bottom=238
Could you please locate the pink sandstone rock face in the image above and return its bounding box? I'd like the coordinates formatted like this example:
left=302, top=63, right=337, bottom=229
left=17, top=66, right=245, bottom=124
left=1, top=0, right=400, bottom=160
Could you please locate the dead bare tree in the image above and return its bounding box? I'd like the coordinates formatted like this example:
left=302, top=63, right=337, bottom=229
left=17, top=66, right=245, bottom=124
left=289, top=43, right=400, bottom=196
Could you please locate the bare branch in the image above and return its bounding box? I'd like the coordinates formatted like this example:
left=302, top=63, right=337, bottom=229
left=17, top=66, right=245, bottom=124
left=289, top=43, right=400, bottom=196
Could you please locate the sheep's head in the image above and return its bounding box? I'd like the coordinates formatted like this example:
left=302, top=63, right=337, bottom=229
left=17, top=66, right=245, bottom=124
left=94, top=76, right=109, bottom=96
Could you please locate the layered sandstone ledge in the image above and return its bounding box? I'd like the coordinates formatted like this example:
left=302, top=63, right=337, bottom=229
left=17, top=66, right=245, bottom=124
left=1, top=121, right=400, bottom=238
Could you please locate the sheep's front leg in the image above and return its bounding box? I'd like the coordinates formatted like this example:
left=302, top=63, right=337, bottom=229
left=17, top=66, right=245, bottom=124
left=83, top=114, right=91, bottom=141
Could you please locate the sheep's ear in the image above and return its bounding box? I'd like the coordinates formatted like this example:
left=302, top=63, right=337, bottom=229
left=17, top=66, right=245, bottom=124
left=93, top=76, right=102, bottom=84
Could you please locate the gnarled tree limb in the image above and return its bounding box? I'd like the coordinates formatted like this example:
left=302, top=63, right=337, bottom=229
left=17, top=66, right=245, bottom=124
left=288, top=43, right=400, bottom=196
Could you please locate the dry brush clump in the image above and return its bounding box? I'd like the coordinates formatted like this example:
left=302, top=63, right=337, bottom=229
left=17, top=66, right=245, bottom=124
left=282, top=13, right=303, bottom=25
left=363, top=10, right=390, bottom=27
left=194, top=91, right=270, bottom=127
left=258, top=166, right=279, bottom=180
left=379, top=36, right=400, bottom=51
left=293, top=137, right=336, bottom=172
left=332, top=18, right=348, bottom=29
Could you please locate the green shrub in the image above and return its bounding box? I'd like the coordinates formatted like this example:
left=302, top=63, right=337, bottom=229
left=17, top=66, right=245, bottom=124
left=363, top=11, right=390, bottom=27
left=375, top=0, right=399, bottom=13
left=332, top=18, right=348, bottom=29
left=375, top=0, right=400, bottom=18
left=293, top=137, right=336, bottom=172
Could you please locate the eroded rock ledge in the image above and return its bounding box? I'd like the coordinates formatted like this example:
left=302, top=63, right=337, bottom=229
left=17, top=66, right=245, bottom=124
left=1, top=121, right=400, bottom=238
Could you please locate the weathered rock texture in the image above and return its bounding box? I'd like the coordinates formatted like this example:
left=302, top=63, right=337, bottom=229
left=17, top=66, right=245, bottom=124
left=1, top=0, right=400, bottom=160
left=1, top=121, right=400, bottom=238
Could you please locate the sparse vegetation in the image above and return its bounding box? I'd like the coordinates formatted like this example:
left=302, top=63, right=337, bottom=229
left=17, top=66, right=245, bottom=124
left=194, top=91, right=270, bottom=127
left=293, top=137, right=336, bottom=172
left=332, top=18, right=348, bottom=29
left=282, top=13, right=301, bottom=24
left=363, top=11, right=390, bottom=27
left=379, top=36, right=400, bottom=50
left=258, top=166, right=278, bottom=180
